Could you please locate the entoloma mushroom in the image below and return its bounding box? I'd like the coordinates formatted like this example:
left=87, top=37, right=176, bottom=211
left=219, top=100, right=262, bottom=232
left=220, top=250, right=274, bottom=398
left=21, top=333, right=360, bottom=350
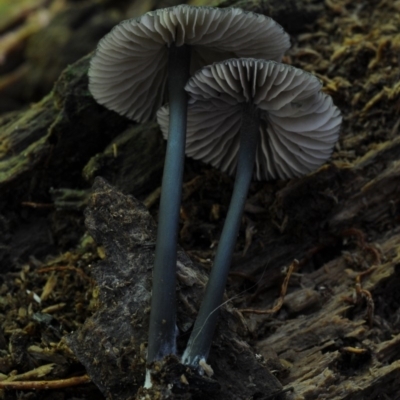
left=157, top=58, right=342, bottom=368
left=88, top=6, right=290, bottom=364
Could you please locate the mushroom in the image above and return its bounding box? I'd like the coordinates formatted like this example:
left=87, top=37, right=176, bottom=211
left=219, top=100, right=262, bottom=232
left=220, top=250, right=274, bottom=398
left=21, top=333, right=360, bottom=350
left=89, top=6, right=290, bottom=364
left=157, top=58, right=342, bottom=368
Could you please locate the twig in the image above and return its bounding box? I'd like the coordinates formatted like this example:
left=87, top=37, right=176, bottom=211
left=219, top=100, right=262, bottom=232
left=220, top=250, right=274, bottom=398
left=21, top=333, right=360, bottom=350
left=37, top=266, right=95, bottom=284
left=0, top=375, right=91, bottom=390
left=341, top=346, right=368, bottom=355
left=341, top=228, right=381, bottom=265
left=344, top=266, right=376, bottom=327
left=21, top=202, right=54, bottom=209
left=240, top=260, right=298, bottom=314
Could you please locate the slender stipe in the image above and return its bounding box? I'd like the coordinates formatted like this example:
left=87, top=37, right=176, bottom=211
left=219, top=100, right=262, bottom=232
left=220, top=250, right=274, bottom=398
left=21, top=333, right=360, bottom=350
left=147, top=44, right=191, bottom=363
left=182, top=103, right=261, bottom=366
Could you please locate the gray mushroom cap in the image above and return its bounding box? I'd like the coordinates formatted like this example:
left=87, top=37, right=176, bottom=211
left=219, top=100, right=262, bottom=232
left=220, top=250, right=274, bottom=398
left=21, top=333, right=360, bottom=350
left=88, top=5, right=290, bottom=122
left=157, top=58, right=342, bottom=180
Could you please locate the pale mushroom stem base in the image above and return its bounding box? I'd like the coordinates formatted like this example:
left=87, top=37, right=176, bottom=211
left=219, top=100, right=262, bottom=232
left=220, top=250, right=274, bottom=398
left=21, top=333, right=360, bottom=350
left=182, top=104, right=261, bottom=367
left=147, top=43, right=191, bottom=363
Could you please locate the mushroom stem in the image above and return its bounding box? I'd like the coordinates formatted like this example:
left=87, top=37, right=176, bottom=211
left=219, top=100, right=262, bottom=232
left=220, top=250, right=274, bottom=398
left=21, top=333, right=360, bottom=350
left=147, top=43, right=191, bottom=363
left=182, top=103, right=261, bottom=366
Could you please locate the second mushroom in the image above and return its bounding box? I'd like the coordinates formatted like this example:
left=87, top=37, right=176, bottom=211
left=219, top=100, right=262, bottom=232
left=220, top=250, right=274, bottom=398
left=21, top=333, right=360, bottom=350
left=157, top=58, right=342, bottom=368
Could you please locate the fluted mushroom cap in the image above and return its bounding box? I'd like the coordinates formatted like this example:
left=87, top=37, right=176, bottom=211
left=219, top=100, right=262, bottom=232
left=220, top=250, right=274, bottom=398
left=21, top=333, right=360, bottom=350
left=89, top=5, right=290, bottom=122
left=157, top=58, right=342, bottom=180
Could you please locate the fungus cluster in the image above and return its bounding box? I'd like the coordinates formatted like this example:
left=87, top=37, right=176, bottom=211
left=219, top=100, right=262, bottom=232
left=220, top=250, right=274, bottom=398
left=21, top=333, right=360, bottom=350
left=158, top=58, right=341, bottom=364
left=88, top=3, right=341, bottom=387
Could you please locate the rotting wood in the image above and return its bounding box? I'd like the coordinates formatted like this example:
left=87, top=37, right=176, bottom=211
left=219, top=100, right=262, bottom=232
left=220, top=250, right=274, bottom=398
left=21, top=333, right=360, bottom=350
left=67, top=177, right=285, bottom=400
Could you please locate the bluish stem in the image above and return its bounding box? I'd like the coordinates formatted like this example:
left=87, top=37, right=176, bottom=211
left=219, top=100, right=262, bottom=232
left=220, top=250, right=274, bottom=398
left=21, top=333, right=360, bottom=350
left=147, top=43, right=191, bottom=363
left=182, top=103, right=261, bottom=366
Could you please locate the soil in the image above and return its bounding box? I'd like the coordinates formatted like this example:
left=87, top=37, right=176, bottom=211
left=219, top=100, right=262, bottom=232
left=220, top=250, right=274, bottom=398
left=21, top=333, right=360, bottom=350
left=0, top=0, right=399, bottom=399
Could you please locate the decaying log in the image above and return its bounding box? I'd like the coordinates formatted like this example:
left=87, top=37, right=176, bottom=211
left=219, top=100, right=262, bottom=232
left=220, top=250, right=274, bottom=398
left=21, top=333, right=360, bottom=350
left=0, top=53, right=165, bottom=271
left=254, top=231, right=400, bottom=399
